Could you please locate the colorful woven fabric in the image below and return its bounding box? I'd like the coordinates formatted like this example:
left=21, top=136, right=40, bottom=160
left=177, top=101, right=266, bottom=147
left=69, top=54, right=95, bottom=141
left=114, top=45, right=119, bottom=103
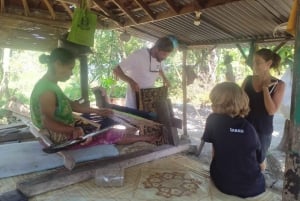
left=138, top=86, right=168, bottom=113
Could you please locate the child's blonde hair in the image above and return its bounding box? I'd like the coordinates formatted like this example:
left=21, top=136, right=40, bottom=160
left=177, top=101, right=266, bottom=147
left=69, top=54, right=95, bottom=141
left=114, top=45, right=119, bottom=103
left=209, top=82, right=250, bottom=117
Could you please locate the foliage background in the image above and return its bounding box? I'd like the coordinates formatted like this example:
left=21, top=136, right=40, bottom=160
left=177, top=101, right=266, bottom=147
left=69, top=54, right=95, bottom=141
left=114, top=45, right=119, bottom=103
left=0, top=30, right=294, bottom=124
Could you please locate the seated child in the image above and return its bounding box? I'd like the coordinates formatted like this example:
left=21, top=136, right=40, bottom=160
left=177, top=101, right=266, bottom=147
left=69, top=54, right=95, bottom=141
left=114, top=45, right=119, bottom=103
left=202, top=82, right=265, bottom=198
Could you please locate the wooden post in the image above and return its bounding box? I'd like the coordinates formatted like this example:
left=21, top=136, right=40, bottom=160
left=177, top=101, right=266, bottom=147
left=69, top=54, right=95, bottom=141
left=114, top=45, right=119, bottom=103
left=0, top=48, right=10, bottom=99
left=79, top=55, right=89, bottom=106
left=182, top=48, right=188, bottom=136
left=283, top=1, right=300, bottom=200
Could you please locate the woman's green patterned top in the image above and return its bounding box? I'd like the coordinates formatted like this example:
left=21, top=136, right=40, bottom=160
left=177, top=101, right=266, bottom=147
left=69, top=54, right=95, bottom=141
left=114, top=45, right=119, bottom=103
left=30, top=78, right=74, bottom=129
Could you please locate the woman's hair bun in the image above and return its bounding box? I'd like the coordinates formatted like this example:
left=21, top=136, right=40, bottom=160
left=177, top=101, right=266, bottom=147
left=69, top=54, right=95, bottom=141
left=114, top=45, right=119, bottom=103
left=39, top=54, right=50, bottom=64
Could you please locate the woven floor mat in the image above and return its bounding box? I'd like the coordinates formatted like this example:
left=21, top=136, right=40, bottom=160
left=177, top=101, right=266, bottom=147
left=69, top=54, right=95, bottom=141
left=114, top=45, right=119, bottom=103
left=117, top=141, right=157, bottom=155
left=0, top=155, right=281, bottom=201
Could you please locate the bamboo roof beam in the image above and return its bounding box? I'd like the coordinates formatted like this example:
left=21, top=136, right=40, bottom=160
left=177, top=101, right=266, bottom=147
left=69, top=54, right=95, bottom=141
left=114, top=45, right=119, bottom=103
left=93, top=0, right=124, bottom=26
left=92, top=0, right=112, bottom=18
left=102, top=1, right=203, bottom=28
left=206, top=0, right=240, bottom=7
left=112, top=0, right=138, bottom=24
left=164, top=0, right=179, bottom=14
left=21, top=0, right=30, bottom=16
left=0, top=14, right=70, bottom=29
left=134, top=0, right=156, bottom=20
left=58, top=0, right=73, bottom=18
left=1, top=0, right=5, bottom=13
left=149, top=0, right=165, bottom=7
left=153, top=2, right=201, bottom=23
left=42, top=0, right=56, bottom=20
left=55, top=0, right=77, bottom=4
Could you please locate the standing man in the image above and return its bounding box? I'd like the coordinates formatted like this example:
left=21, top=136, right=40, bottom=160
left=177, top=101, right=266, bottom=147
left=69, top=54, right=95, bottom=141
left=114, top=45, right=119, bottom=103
left=113, top=36, right=175, bottom=109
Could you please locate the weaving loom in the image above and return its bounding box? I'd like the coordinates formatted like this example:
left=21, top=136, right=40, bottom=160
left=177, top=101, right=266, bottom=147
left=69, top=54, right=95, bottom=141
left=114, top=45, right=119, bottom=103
left=137, top=86, right=168, bottom=113
left=137, top=86, right=181, bottom=145
left=93, top=86, right=179, bottom=145
left=5, top=100, right=166, bottom=166
left=30, top=109, right=165, bottom=169
left=1, top=99, right=190, bottom=199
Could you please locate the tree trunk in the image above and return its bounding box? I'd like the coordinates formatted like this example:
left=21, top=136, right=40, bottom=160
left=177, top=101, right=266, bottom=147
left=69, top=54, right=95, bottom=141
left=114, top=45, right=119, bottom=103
left=0, top=48, right=11, bottom=100
left=277, top=119, right=290, bottom=152
left=224, top=54, right=235, bottom=82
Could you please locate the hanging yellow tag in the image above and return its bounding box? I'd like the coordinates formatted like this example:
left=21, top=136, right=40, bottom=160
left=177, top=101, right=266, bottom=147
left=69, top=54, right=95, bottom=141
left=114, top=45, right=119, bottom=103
left=287, top=0, right=298, bottom=36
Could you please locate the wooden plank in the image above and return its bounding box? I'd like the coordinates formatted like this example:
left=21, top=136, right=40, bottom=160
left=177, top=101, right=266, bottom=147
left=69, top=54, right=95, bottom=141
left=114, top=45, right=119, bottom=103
left=0, top=131, right=35, bottom=143
left=0, top=122, right=26, bottom=130
left=0, top=141, right=118, bottom=178
left=156, top=99, right=180, bottom=145
left=166, top=98, right=182, bottom=129
left=0, top=190, right=28, bottom=201
left=17, top=141, right=190, bottom=197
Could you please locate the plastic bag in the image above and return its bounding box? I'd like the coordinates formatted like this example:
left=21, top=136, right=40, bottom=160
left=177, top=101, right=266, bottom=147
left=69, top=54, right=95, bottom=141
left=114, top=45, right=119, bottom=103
left=67, top=7, right=97, bottom=47
left=95, top=167, right=124, bottom=187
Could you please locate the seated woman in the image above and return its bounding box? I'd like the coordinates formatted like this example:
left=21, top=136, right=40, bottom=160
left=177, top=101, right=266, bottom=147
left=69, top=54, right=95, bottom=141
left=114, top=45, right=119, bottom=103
left=202, top=82, right=265, bottom=198
left=30, top=47, right=157, bottom=149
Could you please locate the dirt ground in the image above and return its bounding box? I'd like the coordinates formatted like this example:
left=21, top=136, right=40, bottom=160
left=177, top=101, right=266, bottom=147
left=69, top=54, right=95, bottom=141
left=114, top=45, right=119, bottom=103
left=172, top=103, right=286, bottom=194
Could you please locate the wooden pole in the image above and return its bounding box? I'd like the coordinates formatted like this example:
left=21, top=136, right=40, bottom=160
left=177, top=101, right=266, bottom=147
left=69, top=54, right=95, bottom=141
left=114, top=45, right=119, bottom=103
left=0, top=48, right=10, bottom=99
left=182, top=48, right=188, bottom=136
left=79, top=55, right=90, bottom=106
left=283, top=0, right=300, bottom=200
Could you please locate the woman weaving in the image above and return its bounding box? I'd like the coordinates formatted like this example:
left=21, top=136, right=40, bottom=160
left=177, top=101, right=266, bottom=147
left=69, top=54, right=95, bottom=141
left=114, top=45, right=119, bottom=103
left=30, top=48, right=158, bottom=149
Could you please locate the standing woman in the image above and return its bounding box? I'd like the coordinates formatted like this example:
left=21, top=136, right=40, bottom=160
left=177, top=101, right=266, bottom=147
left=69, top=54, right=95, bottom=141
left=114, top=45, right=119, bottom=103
left=242, top=48, right=285, bottom=169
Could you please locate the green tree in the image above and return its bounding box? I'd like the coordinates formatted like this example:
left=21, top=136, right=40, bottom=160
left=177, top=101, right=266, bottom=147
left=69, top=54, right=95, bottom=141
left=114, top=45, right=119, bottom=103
left=88, top=30, right=146, bottom=98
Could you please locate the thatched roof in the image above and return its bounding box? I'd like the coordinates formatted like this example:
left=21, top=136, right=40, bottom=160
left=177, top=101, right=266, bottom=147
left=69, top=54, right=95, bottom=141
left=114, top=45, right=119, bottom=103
left=0, top=0, right=293, bottom=51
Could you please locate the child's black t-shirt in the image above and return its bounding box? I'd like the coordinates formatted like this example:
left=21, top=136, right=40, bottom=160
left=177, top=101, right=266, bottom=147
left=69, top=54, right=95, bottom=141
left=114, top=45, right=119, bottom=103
left=203, top=113, right=265, bottom=198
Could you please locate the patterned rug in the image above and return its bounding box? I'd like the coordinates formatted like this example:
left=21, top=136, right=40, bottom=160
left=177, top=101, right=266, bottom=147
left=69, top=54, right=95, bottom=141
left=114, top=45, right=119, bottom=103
left=134, top=168, right=210, bottom=201
left=0, top=155, right=281, bottom=201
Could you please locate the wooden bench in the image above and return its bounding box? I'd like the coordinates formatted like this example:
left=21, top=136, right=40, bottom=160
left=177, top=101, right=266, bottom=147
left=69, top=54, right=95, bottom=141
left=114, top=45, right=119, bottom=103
left=5, top=101, right=82, bottom=170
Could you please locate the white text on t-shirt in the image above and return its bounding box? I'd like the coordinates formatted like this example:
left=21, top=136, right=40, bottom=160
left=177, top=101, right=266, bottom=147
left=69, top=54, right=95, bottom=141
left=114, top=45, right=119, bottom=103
left=229, top=128, right=244, bottom=133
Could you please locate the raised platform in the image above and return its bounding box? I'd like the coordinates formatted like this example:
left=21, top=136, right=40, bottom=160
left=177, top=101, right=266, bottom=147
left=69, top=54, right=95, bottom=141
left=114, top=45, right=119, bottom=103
left=0, top=141, right=119, bottom=178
